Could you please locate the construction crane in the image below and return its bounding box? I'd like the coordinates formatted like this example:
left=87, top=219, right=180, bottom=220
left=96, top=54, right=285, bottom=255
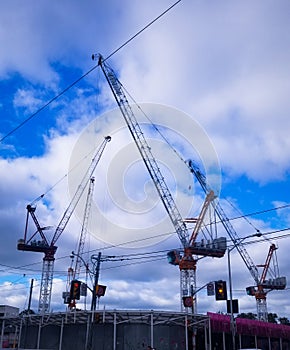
left=17, top=136, right=111, bottom=313
left=246, top=243, right=286, bottom=321
left=94, top=54, right=227, bottom=312
left=63, top=177, right=95, bottom=309
left=72, top=177, right=95, bottom=281
left=187, top=159, right=286, bottom=321
left=167, top=189, right=227, bottom=312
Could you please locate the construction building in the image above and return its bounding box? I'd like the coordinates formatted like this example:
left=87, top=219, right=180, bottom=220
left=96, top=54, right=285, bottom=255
left=1, top=309, right=290, bottom=349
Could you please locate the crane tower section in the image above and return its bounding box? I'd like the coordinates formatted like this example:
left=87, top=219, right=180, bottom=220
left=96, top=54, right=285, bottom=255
left=17, top=136, right=111, bottom=313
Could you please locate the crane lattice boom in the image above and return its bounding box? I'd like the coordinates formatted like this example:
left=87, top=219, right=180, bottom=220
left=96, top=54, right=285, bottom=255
left=73, top=177, right=95, bottom=280
left=97, top=55, right=189, bottom=248
left=188, top=160, right=260, bottom=283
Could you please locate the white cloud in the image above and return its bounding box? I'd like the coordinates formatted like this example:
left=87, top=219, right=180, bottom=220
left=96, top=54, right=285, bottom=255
left=0, top=0, right=290, bottom=320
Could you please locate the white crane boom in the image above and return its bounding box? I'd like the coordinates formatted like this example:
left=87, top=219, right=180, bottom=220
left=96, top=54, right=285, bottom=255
left=97, top=55, right=189, bottom=248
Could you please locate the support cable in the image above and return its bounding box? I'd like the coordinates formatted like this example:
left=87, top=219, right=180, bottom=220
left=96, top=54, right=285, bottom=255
left=0, top=0, right=182, bottom=144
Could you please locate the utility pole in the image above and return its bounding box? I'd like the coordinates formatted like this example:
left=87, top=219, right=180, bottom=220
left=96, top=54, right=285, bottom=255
left=27, top=279, right=34, bottom=312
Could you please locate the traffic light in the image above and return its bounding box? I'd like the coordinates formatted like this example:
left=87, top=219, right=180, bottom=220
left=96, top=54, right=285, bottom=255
left=167, top=250, right=180, bottom=265
left=70, top=280, right=81, bottom=300
left=215, top=280, right=227, bottom=300
left=96, top=284, right=107, bottom=297
left=182, top=296, right=193, bottom=308
left=246, top=286, right=256, bottom=296
left=207, top=282, right=215, bottom=296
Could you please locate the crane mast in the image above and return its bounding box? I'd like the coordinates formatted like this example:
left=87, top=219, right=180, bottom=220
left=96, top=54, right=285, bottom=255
left=18, top=136, right=111, bottom=313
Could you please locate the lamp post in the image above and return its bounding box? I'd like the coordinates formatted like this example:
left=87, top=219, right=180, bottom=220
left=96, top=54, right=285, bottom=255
left=227, top=233, right=262, bottom=350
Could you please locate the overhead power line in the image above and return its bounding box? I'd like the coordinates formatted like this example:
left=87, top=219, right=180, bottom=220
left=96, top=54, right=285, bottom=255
left=0, top=0, right=182, bottom=144
left=1, top=226, right=290, bottom=277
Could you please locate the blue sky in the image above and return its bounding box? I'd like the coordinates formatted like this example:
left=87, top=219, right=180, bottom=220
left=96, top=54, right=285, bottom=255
left=1, top=0, right=290, bottom=319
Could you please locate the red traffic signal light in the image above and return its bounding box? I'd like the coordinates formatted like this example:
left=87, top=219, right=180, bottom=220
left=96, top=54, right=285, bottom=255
left=70, top=280, right=81, bottom=300
left=215, top=280, right=227, bottom=300
left=182, top=296, right=193, bottom=308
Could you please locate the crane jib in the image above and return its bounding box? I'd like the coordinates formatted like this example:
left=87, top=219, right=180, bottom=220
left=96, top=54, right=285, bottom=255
left=98, top=55, right=189, bottom=248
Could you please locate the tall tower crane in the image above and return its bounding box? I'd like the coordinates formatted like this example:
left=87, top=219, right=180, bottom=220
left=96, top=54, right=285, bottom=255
left=72, top=177, right=95, bottom=281
left=94, top=54, right=227, bottom=312
left=64, top=177, right=95, bottom=309
left=187, top=160, right=286, bottom=321
left=247, top=243, right=286, bottom=321
left=17, top=136, right=111, bottom=313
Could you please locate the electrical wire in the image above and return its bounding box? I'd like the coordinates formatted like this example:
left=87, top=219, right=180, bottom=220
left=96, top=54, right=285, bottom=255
left=223, top=203, right=290, bottom=222
left=0, top=226, right=290, bottom=280
left=0, top=0, right=182, bottom=144
left=0, top=220, right=289, bottom=277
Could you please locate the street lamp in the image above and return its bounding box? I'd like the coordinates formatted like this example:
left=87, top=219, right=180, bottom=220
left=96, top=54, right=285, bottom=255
left=227, top=233, right=262, bottom=350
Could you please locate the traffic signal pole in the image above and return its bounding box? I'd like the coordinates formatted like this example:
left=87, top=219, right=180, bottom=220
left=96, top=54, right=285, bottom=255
left=91, top=252, right=102, bottom=311
left=228, top=247, right=236, bottom=350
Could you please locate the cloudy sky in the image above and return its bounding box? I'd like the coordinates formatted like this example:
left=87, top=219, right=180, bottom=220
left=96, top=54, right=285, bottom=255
left=1, top=0, right=290, bottom=320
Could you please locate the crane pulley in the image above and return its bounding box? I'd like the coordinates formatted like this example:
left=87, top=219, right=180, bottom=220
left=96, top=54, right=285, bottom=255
left=17, top=136, right=111, bottom=313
